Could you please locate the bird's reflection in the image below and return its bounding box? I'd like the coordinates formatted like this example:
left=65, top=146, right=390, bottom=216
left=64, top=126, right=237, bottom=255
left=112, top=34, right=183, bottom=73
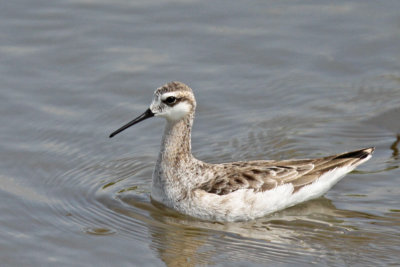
left=117, top=194, right=379, bottom=267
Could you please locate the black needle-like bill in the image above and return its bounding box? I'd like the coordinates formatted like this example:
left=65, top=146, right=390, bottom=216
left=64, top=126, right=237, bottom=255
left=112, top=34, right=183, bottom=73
left=109, top=108, right=154, bottom=138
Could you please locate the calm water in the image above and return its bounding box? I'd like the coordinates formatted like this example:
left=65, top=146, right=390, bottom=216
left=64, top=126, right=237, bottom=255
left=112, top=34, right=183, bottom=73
left=1, top=0, right=400, bottom=266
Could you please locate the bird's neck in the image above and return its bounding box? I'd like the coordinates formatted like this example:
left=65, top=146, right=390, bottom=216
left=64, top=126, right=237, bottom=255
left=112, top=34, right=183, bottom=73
left=152, top=113, right=199, bottom=204
left=158, top=113, right=195, bottom=168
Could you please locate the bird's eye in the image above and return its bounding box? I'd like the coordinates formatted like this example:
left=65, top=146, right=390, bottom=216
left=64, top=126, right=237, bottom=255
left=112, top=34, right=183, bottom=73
left=164, top=96, right=177, bottom=104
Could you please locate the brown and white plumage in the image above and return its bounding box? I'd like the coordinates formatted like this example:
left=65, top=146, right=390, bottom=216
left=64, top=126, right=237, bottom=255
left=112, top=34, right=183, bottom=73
left=199, top=148, right=373, bottom=195
left=110, top=81, right=374, bottom=222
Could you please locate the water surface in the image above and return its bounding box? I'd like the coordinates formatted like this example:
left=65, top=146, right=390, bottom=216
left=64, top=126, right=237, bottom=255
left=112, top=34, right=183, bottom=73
left=1, top=0, right=400, bottom=266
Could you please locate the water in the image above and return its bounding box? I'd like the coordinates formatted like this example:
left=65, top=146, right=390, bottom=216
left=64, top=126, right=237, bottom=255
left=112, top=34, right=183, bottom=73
left=1, top=0, right=400, bottom=266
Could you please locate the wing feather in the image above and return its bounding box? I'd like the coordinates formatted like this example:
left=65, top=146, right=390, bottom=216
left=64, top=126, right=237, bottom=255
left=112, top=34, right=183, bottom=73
left=198, top=147, right=374, bottom=196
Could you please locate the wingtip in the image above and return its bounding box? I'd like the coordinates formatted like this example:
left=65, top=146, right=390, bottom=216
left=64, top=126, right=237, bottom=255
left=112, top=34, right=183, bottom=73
left=363, top=147, right=375, bottom=154
left=356, top=147, right=375, bottom=162
left=334, top=147, right=375, bottom=160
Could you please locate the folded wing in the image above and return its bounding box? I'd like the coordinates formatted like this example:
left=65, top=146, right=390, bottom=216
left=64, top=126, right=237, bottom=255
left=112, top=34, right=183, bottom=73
left=199, top=147, right=374, bottom=195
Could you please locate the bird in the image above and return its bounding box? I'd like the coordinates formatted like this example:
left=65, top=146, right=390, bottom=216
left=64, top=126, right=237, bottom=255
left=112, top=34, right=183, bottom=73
left=109, top=81, right=374, bottom=222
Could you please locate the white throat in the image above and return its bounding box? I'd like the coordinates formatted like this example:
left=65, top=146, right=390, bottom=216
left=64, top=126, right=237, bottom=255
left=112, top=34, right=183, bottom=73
left=162, top=101, right=192, bottom=122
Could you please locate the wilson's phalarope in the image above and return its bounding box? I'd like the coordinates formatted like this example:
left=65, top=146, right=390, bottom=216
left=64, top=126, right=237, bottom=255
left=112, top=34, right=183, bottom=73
left=110, top=81, right=374, bottom=222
